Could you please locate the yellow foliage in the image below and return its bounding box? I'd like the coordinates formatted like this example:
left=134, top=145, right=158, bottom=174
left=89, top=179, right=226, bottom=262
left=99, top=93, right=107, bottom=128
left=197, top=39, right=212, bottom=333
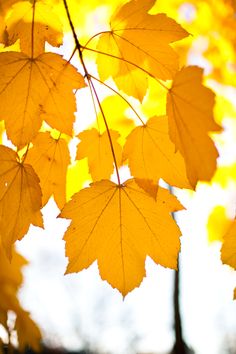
left=0, top=52, right=85, bottom=148
left=0, top=0, right=234, bottom=309
left=60, top=179, right=183, bottom=296
left=4, top=0, right=63, bottom=56
left=26, top=132, right=70, bottom=209
left=77, top=128, right=122, bottom=181
left=0, top=146, right=43, bottom=258
left=207, top=205, right=232, bottom=243
left=96, top=0, right=188, bottom=100
left=167, top=66, right=221, bottom=187
left=221, top=220, right=236, bottom=270
left=123, top=115, right=192, bottom=189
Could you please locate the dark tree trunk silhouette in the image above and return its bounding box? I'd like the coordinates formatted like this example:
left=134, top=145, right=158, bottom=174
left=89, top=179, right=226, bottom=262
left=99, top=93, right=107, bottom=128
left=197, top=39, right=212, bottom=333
left=171, top=258, right=194, bottom=354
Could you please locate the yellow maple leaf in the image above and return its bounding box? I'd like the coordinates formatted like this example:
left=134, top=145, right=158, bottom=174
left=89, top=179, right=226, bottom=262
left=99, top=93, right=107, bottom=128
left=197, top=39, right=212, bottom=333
left=123, top=115, right=192, bottom=189
left=60, top=179, right=183, bottom=296
left=0, top=51, right=85, bottom=148
left=4, top=0, right=63, bottom=56
left=0, top=145, right=43, bottom=258
left=26, top=132, right=70, bottom=209
left=221, top=220, right=236, bottom=269
left=95, top=0, right=189, bottom=101
left=15, top=310, right=42, bottom=352
left=76, top=128, right=122, bottom=181
left=167, top=66, right=221, bottom=187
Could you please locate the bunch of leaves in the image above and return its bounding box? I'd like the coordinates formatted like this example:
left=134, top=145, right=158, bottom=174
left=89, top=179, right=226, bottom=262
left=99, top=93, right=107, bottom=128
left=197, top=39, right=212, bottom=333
left=0, top=0, right=224, bottom=301
left=0, top=243, right=41, bottom=351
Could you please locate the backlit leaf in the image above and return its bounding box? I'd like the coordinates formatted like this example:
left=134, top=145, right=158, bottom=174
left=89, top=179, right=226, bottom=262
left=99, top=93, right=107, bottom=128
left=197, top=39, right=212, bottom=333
left=221, top=220, right=236, bottom=269
left=4, top=0, right=63, bottom=56
left=0, top=145, right=43, bottom=258
left=123, top=116, right=192, bottom=189
left=0, top=51, right=85, bottom=148
left=167, top=66, right=221, bottom=187
left=96, top=0, right=189, bottom=100
left=26, top=132, right=70, bottom=209
left=60, top=179, right=183, bottom=296
left=76, top=128, right=122, bottom=181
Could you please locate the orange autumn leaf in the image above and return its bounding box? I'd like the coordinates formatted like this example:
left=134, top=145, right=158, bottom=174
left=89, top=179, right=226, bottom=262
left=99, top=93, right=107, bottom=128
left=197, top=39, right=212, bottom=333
left=15, top=310, right=42, bottom=352
left=3, top=0, right=63, bottom=56
left=60, top=179, right=183, bottom=296
left=0, top=145, right=43, bottom=258
left=95, top=0, right=189, bottom=100
left=221, top=220, right=236, bottom=270
left=123, top=115, right=192, bottom=189
left=0, top=52, right=85, bottom=148
left=167, top=66, right=221, bottom=187
left=76, top=128, right=122, bottom=181
left=26, top=132, right=70, bottom=209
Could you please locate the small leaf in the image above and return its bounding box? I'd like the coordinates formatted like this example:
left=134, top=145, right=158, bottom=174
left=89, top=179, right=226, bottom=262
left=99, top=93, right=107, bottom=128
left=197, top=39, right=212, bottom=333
left=60, top=179, right=183, bottom=296
left=123, top=116, right=192, bottom=189
left=26, top=132, right=70, bottom=209
left=76, top=128, right=122, bottom=181
left=0, top=52, right=85, bottom=148
left=0, top=145, right=43, bottom=258
left=167, top=66, right=221, bottom=187
left=221, top=220, right=236, bottom=269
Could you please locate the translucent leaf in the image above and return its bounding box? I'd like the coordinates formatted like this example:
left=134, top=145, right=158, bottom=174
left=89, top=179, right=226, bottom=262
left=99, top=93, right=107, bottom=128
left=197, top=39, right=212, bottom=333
left=76, top=128, right=122, bottom=181
left=167, top=66, right=221, bottom=187
left=60, top=179, right=183, bottom=296
left=221, top=220, right=236, bottom=269
left=96, top=0, right=189, bottom=100
left=4, top=0, right=63, bottom=56
left=0, top=145, right=43, bottom=258
left=123, top=116, right=192, bottom=189
left=0, top=52, right=85, bottom=148
left=26, top=132, right=70, bottom=209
